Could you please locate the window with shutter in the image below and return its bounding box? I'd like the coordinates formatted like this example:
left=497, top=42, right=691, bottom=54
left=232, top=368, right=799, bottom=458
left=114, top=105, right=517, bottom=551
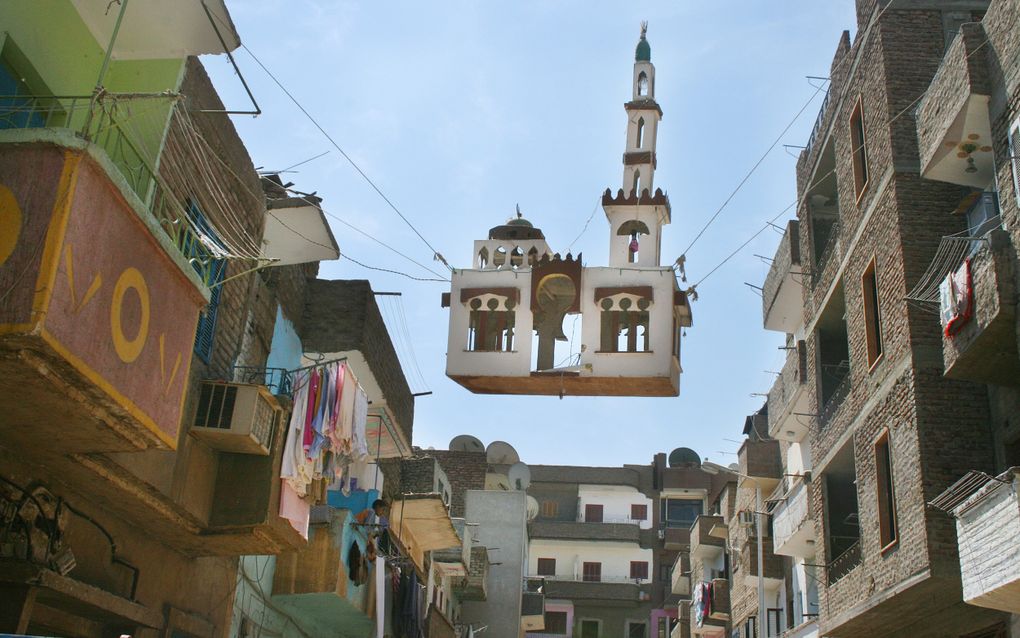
left=582, top=562, right=602, bottom=582
left=185, top=201, right=227, bottom=363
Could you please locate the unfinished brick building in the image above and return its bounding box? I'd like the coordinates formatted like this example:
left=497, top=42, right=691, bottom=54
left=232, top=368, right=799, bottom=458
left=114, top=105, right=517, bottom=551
left=752, top=0, right=1020, bottom=636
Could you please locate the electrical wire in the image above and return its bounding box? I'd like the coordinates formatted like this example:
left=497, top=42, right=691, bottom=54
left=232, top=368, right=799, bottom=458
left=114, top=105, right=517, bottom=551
left=211, top=21, right=453, bottom=271
left=690, top=27, right=995, bottom=291
left=341, top=251, right=450, bottom=282
left=681, top=83, right=828, bottom=257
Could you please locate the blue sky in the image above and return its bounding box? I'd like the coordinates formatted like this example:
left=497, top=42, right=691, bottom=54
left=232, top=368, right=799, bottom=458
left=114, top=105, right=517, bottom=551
left=206, top=1, right=857, bottom=467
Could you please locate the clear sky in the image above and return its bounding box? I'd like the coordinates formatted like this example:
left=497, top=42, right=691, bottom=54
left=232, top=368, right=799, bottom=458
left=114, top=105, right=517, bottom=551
left=206, top=1, right=857, bottom=468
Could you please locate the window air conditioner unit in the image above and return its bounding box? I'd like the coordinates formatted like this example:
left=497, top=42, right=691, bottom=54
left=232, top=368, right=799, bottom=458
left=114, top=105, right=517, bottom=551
left=191, top=381, right=281, bottom=455
left=738, top=510, right=756, bottom=527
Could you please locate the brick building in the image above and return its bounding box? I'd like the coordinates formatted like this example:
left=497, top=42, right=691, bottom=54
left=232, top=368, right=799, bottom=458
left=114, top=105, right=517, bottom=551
left=729, top=0, right=1020, bottom=637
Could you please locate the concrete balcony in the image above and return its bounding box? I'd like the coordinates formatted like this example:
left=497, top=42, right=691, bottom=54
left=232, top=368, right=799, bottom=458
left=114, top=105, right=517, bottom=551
left=529, top=520, right=641, bottom=544
left=738, top=439, right=782, bottom=493
left=916, top=22, right=994, bottom=189
left=663, top=525, right=692, bottom=550
left=0, top=133, right=208, bottom=458
left=671, top=555, right=691, bottom=596
left=690, top=516, right=725, bottom=561
left=767, top=340, right=811, bottom=442
left=739, top=537, right=784, bottom=588
left=691, top=578, right=729, bottom=636
left=942, top=229, right=1019, bottom=386
left=762, top=220, right=804, bottom=333
left=542, top=579, right=646, bottom=605
left=273, top=507, right=375, bottom=634
left=773, top=479, right=815, bottom=558
left=952, top=469, right=1020, bottom=614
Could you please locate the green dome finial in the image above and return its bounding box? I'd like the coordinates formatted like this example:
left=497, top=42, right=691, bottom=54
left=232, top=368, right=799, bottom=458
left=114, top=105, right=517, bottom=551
left=635, top=21, right=650, bottom=61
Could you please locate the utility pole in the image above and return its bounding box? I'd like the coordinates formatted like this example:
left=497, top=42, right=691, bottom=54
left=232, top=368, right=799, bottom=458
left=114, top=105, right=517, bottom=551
left=756, top=486, right=766, bottom=638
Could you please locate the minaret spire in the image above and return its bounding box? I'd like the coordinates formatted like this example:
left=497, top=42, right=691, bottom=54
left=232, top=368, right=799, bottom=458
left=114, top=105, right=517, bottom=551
left=622, top=22, right=660, bottom=196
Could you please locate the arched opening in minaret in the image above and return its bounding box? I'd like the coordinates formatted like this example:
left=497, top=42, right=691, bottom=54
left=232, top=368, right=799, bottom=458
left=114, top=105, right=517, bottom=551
left=638, top=71, right=648, bottom=97
left=493, top=246, right=507, bottom=268
left=618, top=220, right=650, bottom=264
left=478, top=247, right=489, bottom=268
left=527, top=246, right=539, bottom=266
left=633, top=170, right=642, bottom=196
left=636, top=118, right=645, bottom=149
left=510, top=247, right=524, bottom=269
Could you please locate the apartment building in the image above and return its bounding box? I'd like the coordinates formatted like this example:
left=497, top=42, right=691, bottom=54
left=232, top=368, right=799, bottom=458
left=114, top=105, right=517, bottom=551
left=526, top=451, right=731, bottom=638
left=0, top=2, right=444, bottom=635
left=748, top=0, right=1020, bottom=637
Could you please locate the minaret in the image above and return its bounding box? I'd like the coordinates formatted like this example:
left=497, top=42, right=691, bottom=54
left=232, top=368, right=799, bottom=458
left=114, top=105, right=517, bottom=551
left=622, top=22, right=660, bottom=196
left=604, top=23, right=671, bottom=268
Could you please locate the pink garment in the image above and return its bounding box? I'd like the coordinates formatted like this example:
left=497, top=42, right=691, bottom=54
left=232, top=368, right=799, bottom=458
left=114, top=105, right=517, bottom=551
left=279, top=480, right=310, bottom=539
left=330, top=362, right=347, bottom=434
left=302, top=369, right=320, bottom=453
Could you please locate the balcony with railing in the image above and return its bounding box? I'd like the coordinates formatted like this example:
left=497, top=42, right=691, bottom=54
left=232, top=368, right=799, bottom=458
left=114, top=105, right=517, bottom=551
left=671, top=554, right=691, bottom=597
left=738, top=439, right=782, bottom=493
left=826, top=539, right=861, bottom=585
left=763, top=220, right=804, bottom=333
left=529, top=520, right=641, bottom=543
left=0, top=92, right=218, bottom=459
left=690, top=516, right=726, bottom=561
left=767, top=340, right=811, bottom=442
left=916, top=21, right=994, bottom=189
left=739, top=537, right=784, bottom=588
left=541, top=577, right=647, bottom=603
left=940, top=224, right=1019, bottom=386
left=773, top=479, right=815, bottom=558
left=690, top=578, right=729, bottom=636
left=931, top=469, right=1020, bottom=614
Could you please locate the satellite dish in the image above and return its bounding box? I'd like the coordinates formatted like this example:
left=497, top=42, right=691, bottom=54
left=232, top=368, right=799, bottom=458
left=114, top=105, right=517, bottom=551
left=668, top=447, right=702, bottom=468
left=450, top=434, right=485, bottom=453
left=485, top=472, right=511, bottom=491
left=526, top=495, right=540, bottom=521
left=728, top=463, right=740, bottom=471
left=508, top=462, right=531, bottom=491
left=486, top=441, right=520, bottom=465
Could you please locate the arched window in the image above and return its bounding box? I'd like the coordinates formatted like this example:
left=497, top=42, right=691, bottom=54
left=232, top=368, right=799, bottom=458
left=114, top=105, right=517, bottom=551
left=633, top=170, right=641, bottom=196
left=637, top=72, right=648, bottom=97
left=628, top=232, right=640, bottom=263
left=478, top=247, right=489, bottom=269
left=527, top=246, right=539, bottom=266
left=510, top=246, right=524, bottom=269
left=636, top=118, right=645, bottom=149
left=493, top=246, right=507, bottom=268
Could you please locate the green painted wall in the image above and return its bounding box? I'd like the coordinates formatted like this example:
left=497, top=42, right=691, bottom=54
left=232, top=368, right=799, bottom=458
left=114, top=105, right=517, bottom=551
left=0, top=0, right=185, bottom=195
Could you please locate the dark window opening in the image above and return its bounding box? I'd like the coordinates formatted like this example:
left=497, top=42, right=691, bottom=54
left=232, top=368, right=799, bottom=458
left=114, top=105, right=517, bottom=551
left=584, top=503, right=604, bottom=523
left=537, top=558, right=556, bottom=576
left=631, top=503, right=648, bottom=521
left=849, top=98, right=869, bottom=200
left=629, top=622, right=647, bottom=638
left=636, top=117, right=645, bottom=148
left=467, top=304, right=515, bottom=352
left=637, top=72, right=649, bottom=97
left=582, top=562, right=602, bottom=582
left=600, top=310, right=650, bottom=353
left=862, top=259, right=883, bottom=367
left=824, top=443, right=861, bottom=584
left=875, top=430, right=897, bottom=549
left=817, top=281, right=850, bottom=424
left=660, top=498, right=703, bottom=529
left=630, top=561, right=649, bottom=580
left=544, top=611, right=568, bottom=634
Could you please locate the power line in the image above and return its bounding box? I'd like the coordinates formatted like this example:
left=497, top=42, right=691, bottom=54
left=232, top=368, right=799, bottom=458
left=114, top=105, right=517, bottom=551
left=681, top=82, right=827, bottom=257
left=232, top=38, right=453, bottom=271
left=341, top=251, right=449, bottom=282
left=690, top=28, right=995, bottom=290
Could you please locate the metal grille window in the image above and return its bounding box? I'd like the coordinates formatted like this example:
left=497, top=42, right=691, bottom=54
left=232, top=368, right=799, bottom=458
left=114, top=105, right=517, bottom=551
left=185, top=201, right=227, bottom=363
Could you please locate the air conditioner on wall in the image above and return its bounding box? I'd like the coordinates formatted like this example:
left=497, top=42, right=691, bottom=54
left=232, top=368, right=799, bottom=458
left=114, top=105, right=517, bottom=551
left=738, top=510, right=756, bottom=527
left=191, top=381, right=281, bottom=455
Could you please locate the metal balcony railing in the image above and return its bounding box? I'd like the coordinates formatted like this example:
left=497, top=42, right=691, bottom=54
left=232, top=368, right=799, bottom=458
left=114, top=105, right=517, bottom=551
left=818, top=364, right=851, bottom=428
left=812, top=218, right=841, bottom=286
left=805, top=87, right=831, bottom=156
left=826, top=539, right=861, bottom=585
left=0, top=93, right=227, bottom=286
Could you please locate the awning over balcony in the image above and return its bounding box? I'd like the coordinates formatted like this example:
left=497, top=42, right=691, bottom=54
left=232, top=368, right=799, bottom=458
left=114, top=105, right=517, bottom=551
left=263, top=198, right=340, bottom=266
left=390, top=494, right=460, bottom=573
left=70, top=0, right=241, bottom=60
